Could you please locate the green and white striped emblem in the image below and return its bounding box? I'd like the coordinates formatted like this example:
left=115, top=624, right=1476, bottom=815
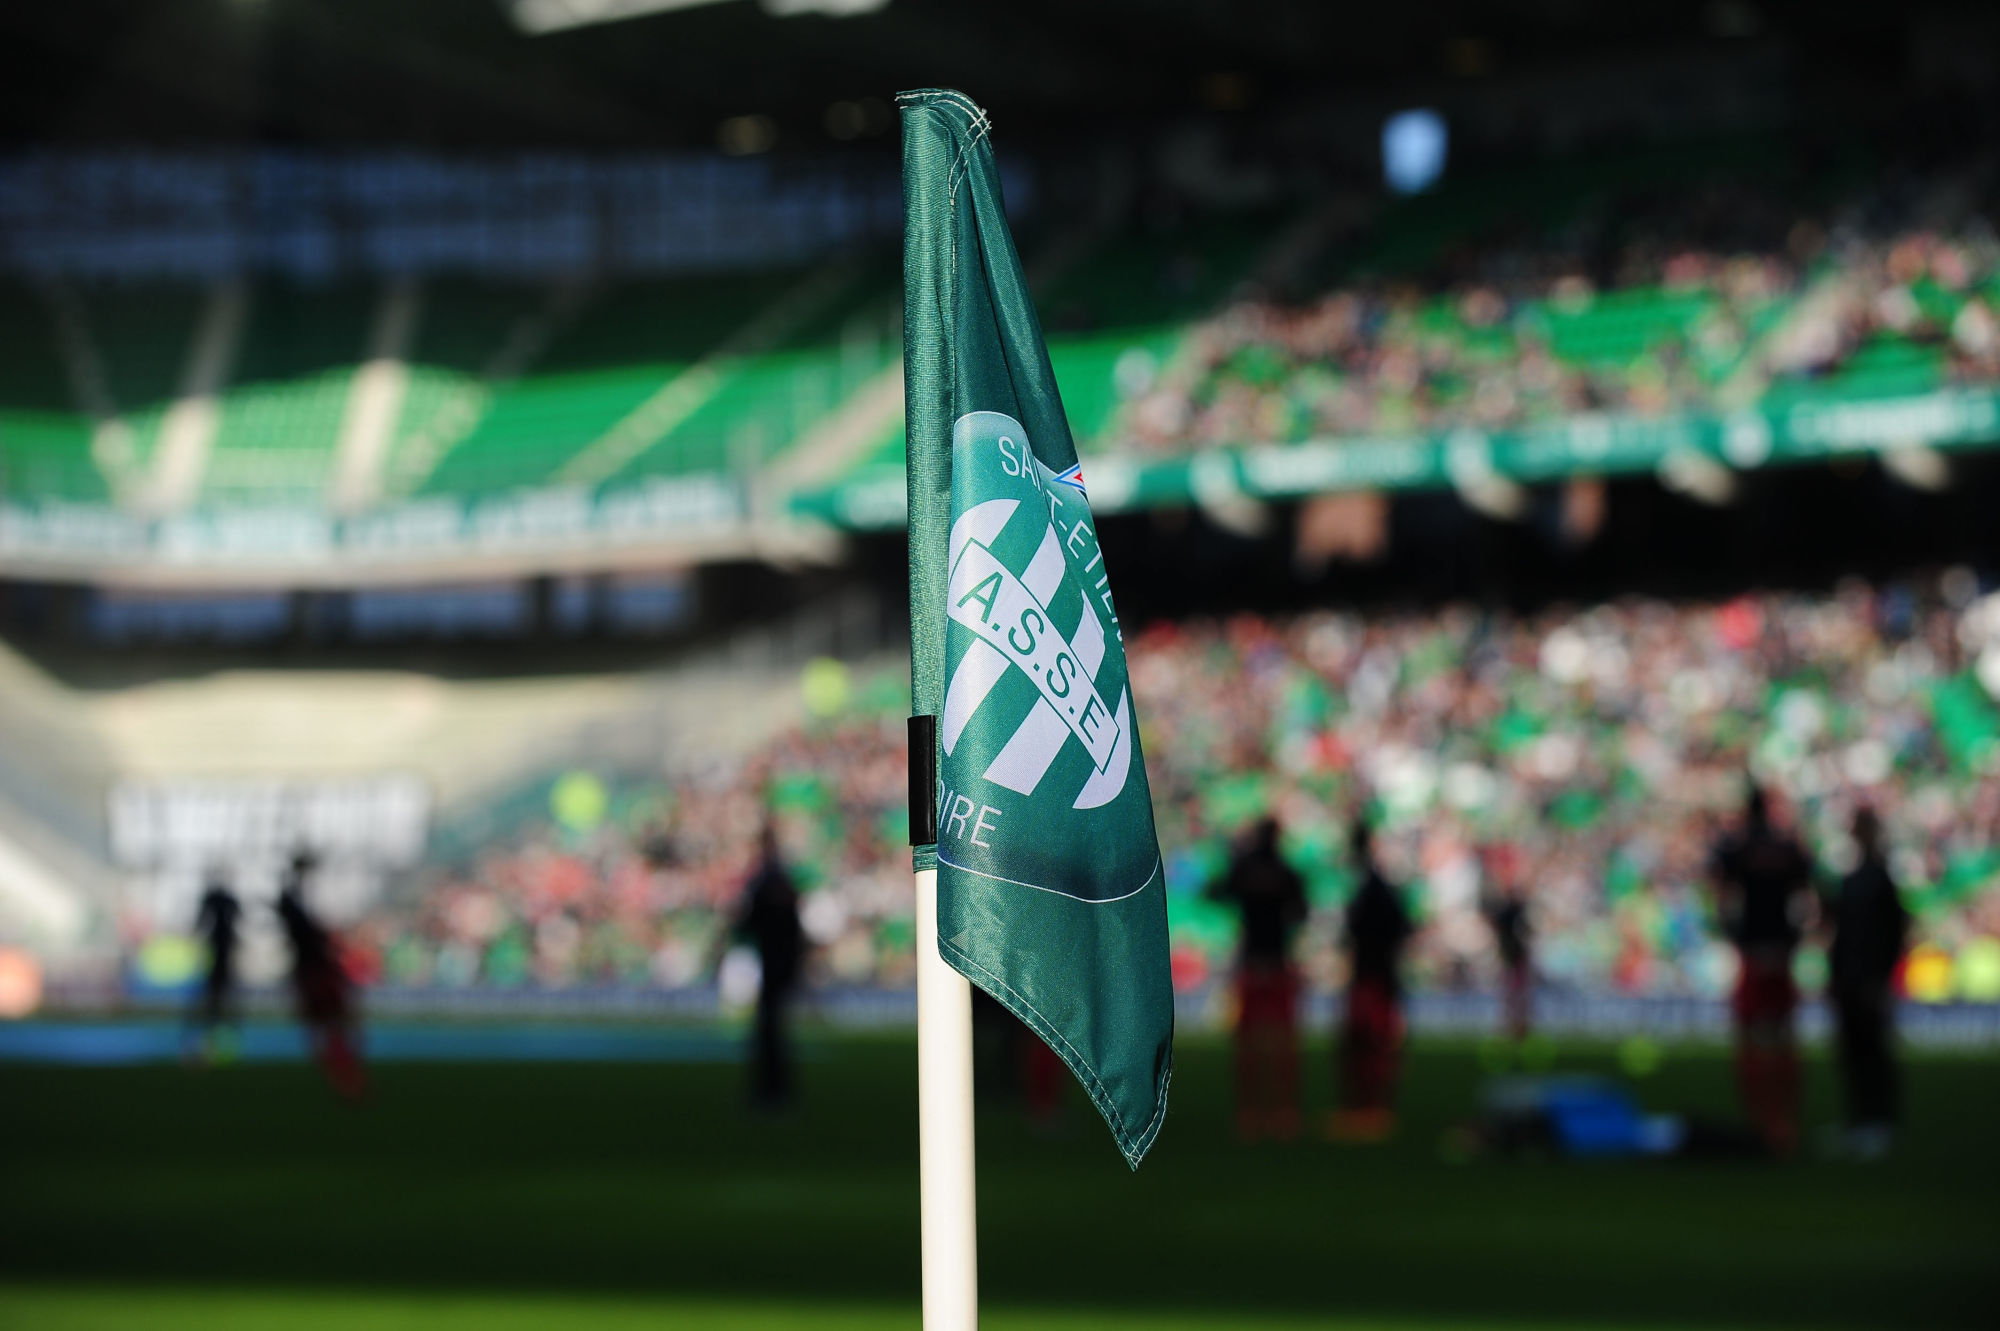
left=935, top=410, right=1157, bottom=904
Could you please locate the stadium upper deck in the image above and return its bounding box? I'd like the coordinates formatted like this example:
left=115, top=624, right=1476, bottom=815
left=2, top=142, right=1998, bottom=582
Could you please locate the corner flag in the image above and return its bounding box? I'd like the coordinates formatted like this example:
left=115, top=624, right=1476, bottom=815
left=901, top=88, right=1173, bottom=1169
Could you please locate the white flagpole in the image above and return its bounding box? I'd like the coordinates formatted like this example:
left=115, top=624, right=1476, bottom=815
left=914, top=864, right=978, bottom=1329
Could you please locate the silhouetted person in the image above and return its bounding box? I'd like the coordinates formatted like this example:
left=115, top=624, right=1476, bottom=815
left=1826, top=807, right=1909, bottom=1157
left=1708, top=784, right=1813, bottom=1153
left=189, top=873, right=242, bottom=1059
left=1334, top=822, right=1412, bottom=1140
left=276, top=850, right=366, bottom=1102
left=735, top=825, right=803, bottom=1108
left=1482, top=845, right=1533, bottom=1041
left=1207, top=816, right=1309, bottom=1140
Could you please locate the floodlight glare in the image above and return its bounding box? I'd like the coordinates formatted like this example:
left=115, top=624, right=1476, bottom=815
left=1383, top=108, right=1448, bottom=195
left=506, top=0, right=886, bottom=33
left=507, top=0, right=733, bottom=35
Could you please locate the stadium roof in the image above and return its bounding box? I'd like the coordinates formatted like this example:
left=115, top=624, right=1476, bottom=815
left=0, top=0, right=1989, bottom=152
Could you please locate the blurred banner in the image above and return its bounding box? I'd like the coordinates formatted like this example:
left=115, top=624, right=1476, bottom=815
left=109, top=775, right=429, bottom=933
left=109, top=775, right=430, bottom=871
left=8, top=386, right=1998, bottom=571
left=795, top=386, right=2000, bottom=528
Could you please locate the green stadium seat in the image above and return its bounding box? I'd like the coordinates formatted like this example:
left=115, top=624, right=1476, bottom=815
left=73, top=281, right=207, bottom=481
left=201, top=281, right=374, bottom=507
left=0, top=282, right=104, bottom=504
left=401, top=264, right=894, bottom=499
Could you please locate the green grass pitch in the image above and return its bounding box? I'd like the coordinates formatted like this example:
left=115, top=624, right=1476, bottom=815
left=2, top=1032, right=1995, bottom=1329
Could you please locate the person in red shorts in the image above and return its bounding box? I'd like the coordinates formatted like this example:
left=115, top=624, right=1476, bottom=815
left=276, top=850, right=367, bottom=1103
left=1333, top=821, right=1413, bottom=1142
left=1707, top=784, right=1814, bottom=1154
left=1481, top=844, right=1534, bottom=1043
left=1207, top=816, right=1309, bottom=1140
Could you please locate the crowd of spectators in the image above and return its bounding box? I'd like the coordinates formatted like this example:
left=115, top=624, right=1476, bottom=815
left=355, top=572, right=2000, bottom=1004
left=358, top=701, right=915, bottom=995
left=1108, top=161, right=2000, bottom=455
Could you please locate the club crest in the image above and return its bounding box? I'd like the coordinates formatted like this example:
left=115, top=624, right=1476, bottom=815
left=934, top=411, right=1159, bottom=904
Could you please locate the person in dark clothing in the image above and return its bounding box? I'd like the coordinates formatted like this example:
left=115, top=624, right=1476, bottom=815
left=1482, top=844, right=1533, bottom=1042
left=189, top=872, right=242, bottom=1060
left=1707, top=784, right=1814, bottom=1153
left=1826, top=807, right=1909, bottom=1156
left=735, top=824, right=805, bottom=1109
left=1207, top=816, right=1309, bottom=1140
left=1335, top=821, right=1413, bottom=1140
left=275, top=850, right=366, bottom=1102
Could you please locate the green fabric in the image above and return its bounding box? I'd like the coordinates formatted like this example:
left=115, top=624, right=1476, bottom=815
left=899, top=88, right=1174, bottom=1168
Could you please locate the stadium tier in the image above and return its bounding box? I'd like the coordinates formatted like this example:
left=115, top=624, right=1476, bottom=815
left=346, top=575, right=2000, bottom=1005
left=391, top=260, right=899, bottom=501
left=0, top=283, right=102, bottom=505
left=204, top=281, right=373, bottom=507
left=4, top=148, right=1998, bottom=573
left=2, top=264, right=902, bottom=513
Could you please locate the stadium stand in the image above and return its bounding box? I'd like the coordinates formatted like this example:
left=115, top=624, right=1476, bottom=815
left=1038, top=212, right=1281, bottom=450
left=392, top=258, right=899, bottom=501
left=4, top=140, right=1999, bottom=1010
left=349, top=574, right=2000, bottom=1005
left=73, top=281, right=213, bottom=500
left=6, top=147, right=1996, bottom=565
left=1119, top=155, right=2000, bottom=456
left=0, top=281, right=103, bottom=505
left=202, top=280, right=374, bottom=507
left=5, top=260, right=910, bottom=523
left=0, top=611, right=829, bottom=990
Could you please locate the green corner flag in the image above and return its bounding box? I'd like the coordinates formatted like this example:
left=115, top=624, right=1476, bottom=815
left=900, top=88, right=1173, bottom=1168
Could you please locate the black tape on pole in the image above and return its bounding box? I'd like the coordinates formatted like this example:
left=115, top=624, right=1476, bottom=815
left=907, top=714, right=938, bottom=845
